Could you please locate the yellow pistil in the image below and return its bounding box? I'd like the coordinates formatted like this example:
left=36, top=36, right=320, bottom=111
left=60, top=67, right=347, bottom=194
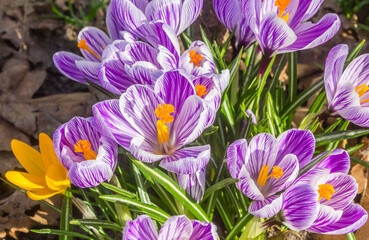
left=155, top=103, right=175, bottom=144
left=189, top=50, right=203, bottom=67
left=78, top=39, right=101, bottom=60
left=275, top=0, right=291, bottom=22
left=74, top=140, right=97, bottom=160
left=257, top=164, right=283, bottom=187
left=355, top=84, right=369, bottom=104
left=318, top=183, right=335, bottom=201
left=195, top=84, right=208, bottom=97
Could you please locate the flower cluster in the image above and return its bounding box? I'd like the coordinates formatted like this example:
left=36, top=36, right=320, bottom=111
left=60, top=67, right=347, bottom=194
left=3, top=0, right=369, bottom=239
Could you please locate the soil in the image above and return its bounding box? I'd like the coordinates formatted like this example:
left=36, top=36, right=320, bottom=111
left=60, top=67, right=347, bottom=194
left=0, top=0, right=368, bottom=239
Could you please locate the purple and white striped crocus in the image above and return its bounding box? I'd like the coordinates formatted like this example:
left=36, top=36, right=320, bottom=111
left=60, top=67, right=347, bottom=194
left=53, top=117, right=118, bottom=188
left=324, top=44, right=369, bottom=127
left=123, top=215, right=218, bottom=239
left=281, top=149, right=368, bottom=233
left=213, top=0, right=256, bottom=48
left=233, top=0, right=341, bottom=57
left=93, top=70, right=212, bottom=201
left=108, top=0, right=203, bottom=40
left=227, top=129, right=315, bottom=218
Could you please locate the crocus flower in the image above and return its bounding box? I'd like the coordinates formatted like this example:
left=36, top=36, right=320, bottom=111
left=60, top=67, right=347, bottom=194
left=53, top=27, right=113, bottom=84
left=123, top=215, right=218, bottom=239
left=281, top=149, right=368, bottom=234
left=5, top=133, right=70, bottom=200
left=227, top=129, right=315, bottom=218
left=93, top=70, right=212, bottom=201
left=108, top=0, right=204, bottom=40
left=324, top=44, right=369, bottom=127
left=237, top=0, right=340, bottom=57
left=213, top=0, right=256, bottom=48
left=53, top=117, right=118, bottom=188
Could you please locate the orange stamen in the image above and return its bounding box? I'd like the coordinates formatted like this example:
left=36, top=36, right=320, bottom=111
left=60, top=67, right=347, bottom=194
left=195, top=84, right=208, bottom=97
left=275, top=0, right=291, bottom=22
left=318, top=183, right=335, bottom=201
left=155, top=104, right=175, bottom=144
left=74, top=140, right=97, bottom=160
left=355, top=84, right=369, bottom=104
left=257, top=164, right=283, bottom=187
left=78, top=39, right=101, bottom=60
left=189, top=50, right=203, bottom=67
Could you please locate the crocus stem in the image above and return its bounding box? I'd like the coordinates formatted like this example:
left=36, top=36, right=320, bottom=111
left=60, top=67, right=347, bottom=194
left=259, top=55, right=271, bottom=76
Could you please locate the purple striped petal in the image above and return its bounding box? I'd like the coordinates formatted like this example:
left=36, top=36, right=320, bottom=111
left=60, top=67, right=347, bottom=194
left=257, top=12, right=297, bottom=57
left=331, top=82, right=358, bottom=112
left=75, top=60, right=100, bottom=84
left=68, top=158, right=113, bottom=188
left=129, top=137, right=166, bottom=163
left=302, top=0, right=324, bottom=22
left=314, top=149, right=350, bottom=174
left=337, top=105, right=369, bottom=127
left=249, top=195, right=283, bottom=218
left=309, top=203, right=368, bottom=235
left=120, top=85, right=162, bottom=147
left=276, top=129, right=315, bottom=169
left=123, top=215, right=158, bottom=240
left=245, top=133, right=279, bottom=182
left=130, top=0, right=150, bottom=12
left=341, top=53, right=369, bottom=87
left=235, top=17, right=256, bottom=48
left=282, top=183, right=319, bottom=230
left=154, top=70, right=196, bottom=116
left=177, top=166, right=206, bottom=202
left=170, top=95, right=207, bottom=148
left=53, top=52, right=86, bottom=83
left=265, top=154, right=299, bottom=196
left=280, top=14, right=340, bottom=53
left=101, top=40, right=129, bottom=60
left=146, top=21, right=180, bottom=57
left=190, top=221, right=219, bottom=240
left=106, top=0, right=125, bottom=40
left=308, top=205, right=343, bottom=231
left=246, top=109, right=257, bottom=125
left=286, top=0, right=313, bottom=30
left=160, top=145, right=210, bottom=174
left=213, top=70, right=230, bottom=93
left=92, top=100, right=139, bottom=149
left=78, top=27, right=112, bottom=61
left=236, top=166, right=264, bottom=201
left=324, top=44, right=348, bottom=105
left=157, top=45, right=179, bottom=70
left=158, top=215, right=192, bottom=240
left=213, top=0, right=242, bottom=31
left=177, top=0, right=204, bottom=35
left=296, top=167, right=330, bottom=186
left=145, top=0, right=181, bottom=33
left=227, top=139, right=248, bottom=179
left=113, top=0, right=152, bottom=39
left=320, top=173, right=358, bottom=211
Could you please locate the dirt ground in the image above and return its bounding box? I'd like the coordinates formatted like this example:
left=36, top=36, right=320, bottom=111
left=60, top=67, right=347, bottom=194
left=0, top=0, right=368, bottom=239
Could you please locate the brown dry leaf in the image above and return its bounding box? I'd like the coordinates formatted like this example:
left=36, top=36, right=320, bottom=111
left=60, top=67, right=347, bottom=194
left=0, top=119, right=30, bottom=151
left=351, top=164, right=368, bottom=195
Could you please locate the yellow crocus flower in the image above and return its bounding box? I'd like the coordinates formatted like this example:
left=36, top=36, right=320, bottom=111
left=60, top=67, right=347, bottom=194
left=5, top=133, right=70, bottom=200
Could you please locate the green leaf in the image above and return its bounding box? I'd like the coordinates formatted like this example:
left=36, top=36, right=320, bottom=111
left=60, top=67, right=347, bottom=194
left=346, top=40, right=366, bottom=64
left=350, top=157, right=369, bottom=169
left=201, top=178, right=239, bottom=203
left=100, top=195, right=170, bottom=223
left=288, top=52, right=297, bottom=104
left=86, top=1, right=105, bottom=21
left=100, top=183, right=136, bottom=199
left=31, top=229, right=92, bottom=240
left=223, top=47, right=244, bottom=99
left=132, top=160, right=210, bottom=222
left=281, top=78, right=324, bottom=120
left=60, top=188, right=72, bottom=240
left=225, top=213, right=253, bottom=240
left=70, top=219, right=123, bottom=232
left=180, top=32, right=193, bottom=49
left=315, top=129, right=369, bottom=147
left=347, top=232, right=357, bottom=240
left=346, top=144, right=364, bottom=155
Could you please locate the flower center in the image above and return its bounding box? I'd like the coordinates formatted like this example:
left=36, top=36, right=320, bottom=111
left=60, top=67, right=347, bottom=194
left=74, top=140, right=97, bottom=160
left=275, top=0, right=291, bottom=22
left=189, top=50, right=203, bottom=67
left=78, top=39, right=101, bottom=60
left=195, top=84, right=208, bottom=97
left=355, top=84, right=369, bottom=104
left=318, top=183, right=335, bottom=201
left=256, top=164, right=283, bottom=187
left=155, top=104, right=175, bottom=144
